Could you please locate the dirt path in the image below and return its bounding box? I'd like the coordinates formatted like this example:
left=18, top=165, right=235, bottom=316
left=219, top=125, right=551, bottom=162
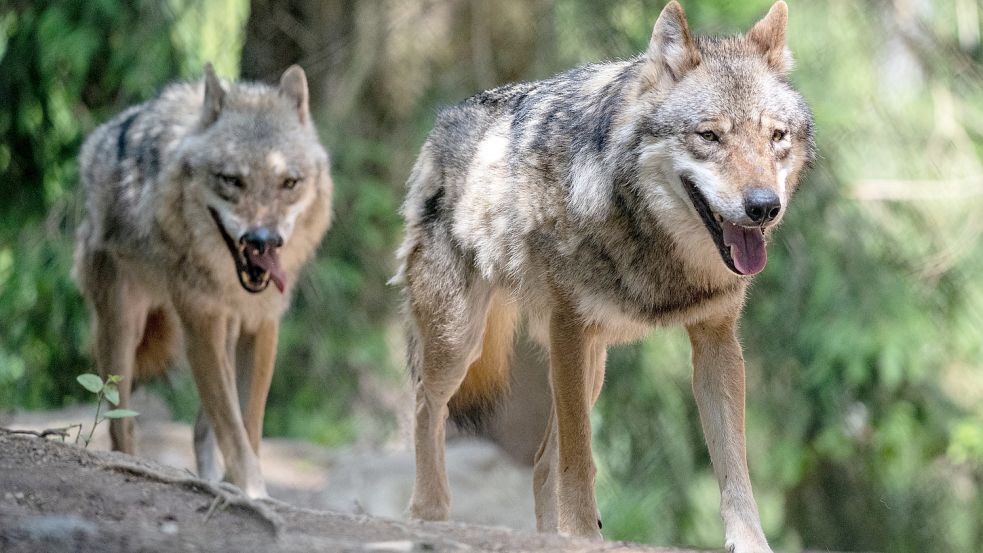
left=0, top=430, right=703, bottom=553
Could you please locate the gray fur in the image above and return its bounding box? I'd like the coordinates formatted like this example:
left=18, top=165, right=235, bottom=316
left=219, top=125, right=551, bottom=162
left=74, top=65, right=332, bottom=497
left=399, top=43, right=814, bottom=337
left=398, top=1, right=814, bottom=548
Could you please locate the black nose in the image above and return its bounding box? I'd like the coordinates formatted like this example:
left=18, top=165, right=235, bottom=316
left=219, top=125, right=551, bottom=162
left=744, top=188, right=782, bottom=224
left=239, top=227, right=283, bottom=253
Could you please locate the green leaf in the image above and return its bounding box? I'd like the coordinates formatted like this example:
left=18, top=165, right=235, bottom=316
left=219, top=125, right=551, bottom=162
left=103, top=409, right=138, bottom=419
left=106, top=374, right=123, bottom=384
left=76, top=373, right=103, bottom=394
left=103, top=385, right=119, bottom=406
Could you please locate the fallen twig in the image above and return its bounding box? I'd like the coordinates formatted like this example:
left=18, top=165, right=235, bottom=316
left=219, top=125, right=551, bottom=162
left=4, top=424, right=82, bottom=441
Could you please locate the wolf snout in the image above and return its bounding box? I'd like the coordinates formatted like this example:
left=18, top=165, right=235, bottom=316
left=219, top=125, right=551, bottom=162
left=743, top=188, right=781, bottom=225
left=239, top=227, right=284, bottom=253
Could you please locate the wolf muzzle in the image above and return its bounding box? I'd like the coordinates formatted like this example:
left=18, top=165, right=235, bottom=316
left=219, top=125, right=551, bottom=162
left=208, top=208, right=288, bottom=294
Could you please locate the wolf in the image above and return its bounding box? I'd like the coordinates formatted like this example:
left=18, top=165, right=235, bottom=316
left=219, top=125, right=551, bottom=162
left=395, top=2, right=814, bottom=551
left=74, top=64, right=332, bottom=498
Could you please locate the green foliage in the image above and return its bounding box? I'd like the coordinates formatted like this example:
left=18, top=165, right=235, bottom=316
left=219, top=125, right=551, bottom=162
left=573, top=1, right=983, bottom=551
left=265, top=131, right=406, bottom=446
left=2, top=1, right=982, bottom=551
left=0, top=1, right=186, bottom=409
left=74, top=373, right=138, bottom=447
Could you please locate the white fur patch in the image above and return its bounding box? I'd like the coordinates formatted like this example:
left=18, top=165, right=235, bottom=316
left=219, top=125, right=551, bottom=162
left=212, top=203, right=247, bottom=241
left=568, top=158, right=612, bottom=220
left=476, top=133, right=508, bottom=165
left=581, top=64, right=628, bottom=95
left=634, top=143, right=737, bottom=284
left=267, top=150, right=287, bottom=174
left=776, top=158, right=791, bottom=203
left=278, top=182, right=317, bottom=241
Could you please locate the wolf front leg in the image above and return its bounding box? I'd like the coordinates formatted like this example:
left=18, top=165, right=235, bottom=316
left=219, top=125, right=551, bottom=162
left=236, top=319, right=279, bottom=454
left=547, top=297, right=604, bottom=539
left=82, top=250, right=152, bottom=454
left=181, top=306, right=267, bottom=498
left=535, top=336, right=607, bottom=534
left=687, top=317, right=771, bottom=553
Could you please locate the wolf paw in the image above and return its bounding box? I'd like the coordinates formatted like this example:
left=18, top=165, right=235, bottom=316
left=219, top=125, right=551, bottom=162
left=556, top=516, right=603, bottom=541
left=239, top=479, right=269, bottom=500
left=409, top=496, right=450, bottom=522
left=724, top=538, right=773, bottom=553
left=558, top=528, right=603, bottom=541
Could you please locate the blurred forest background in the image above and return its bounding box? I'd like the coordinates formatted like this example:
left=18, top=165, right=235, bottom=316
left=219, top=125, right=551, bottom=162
left=2, top=0, right=983, bottom=551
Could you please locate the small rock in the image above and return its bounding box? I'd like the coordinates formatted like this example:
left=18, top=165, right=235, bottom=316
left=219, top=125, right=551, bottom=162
left=18, top=514, right=97, bottom=542
left=363, top=541, right=440, bottom=552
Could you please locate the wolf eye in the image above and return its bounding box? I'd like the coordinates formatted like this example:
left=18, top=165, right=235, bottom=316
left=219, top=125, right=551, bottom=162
left=772, top=129, right=787, bottom=142
left=282, top=177, right=300, bottom=190
left=217, top=174, right=243, bottom=189
left=698, top=130, right=720, bottom=143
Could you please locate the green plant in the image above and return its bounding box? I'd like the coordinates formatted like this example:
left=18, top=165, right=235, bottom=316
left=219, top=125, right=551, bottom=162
left=75, top=373, right=138, bottom=448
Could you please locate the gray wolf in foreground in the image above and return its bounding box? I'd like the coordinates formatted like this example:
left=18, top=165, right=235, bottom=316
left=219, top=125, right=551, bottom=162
left=75, top=65, right=332, bottom=497
left=395, top=1, right=813, bottom=550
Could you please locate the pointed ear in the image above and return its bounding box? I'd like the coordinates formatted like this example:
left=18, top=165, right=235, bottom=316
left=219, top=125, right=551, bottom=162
left=641, top=1, right=701, bottom=91
left=279, top=65, right=310, bottom=125
left=201, top=63, right=225, bottom=127
left=747, top=1, right=793, bottom=74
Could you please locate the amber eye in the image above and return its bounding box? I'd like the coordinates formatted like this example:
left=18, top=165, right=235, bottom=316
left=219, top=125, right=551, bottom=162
left=217, top=174, right=243, bottom=189
left=772, top=129, right=787, bottom=142
left=282, top=177, right=300, bottom=190
left=698, top=130, right=720, bottom=142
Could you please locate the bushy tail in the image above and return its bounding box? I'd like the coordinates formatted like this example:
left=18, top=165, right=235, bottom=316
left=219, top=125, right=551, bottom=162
left=134, top=308, right=181, bottom=382
left=448, top=292, right=519, bottom=431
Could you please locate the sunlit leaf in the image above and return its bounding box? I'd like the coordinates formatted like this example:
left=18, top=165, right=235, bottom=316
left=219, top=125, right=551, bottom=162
left=76, top=374, right=103, bottom=394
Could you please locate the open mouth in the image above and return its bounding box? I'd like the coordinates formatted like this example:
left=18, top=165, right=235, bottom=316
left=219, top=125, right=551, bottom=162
left=680, top=175, right=768, bottom=276
left=208, top=208, right=285, bottom=294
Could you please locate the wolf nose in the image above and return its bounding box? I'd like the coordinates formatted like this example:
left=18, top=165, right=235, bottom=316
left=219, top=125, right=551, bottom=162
left=744, top=188, right=782, bottom=224
left=240, top=227, right=283, bottom=253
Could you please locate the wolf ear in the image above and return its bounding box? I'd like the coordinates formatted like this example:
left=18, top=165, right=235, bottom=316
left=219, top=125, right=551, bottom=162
left=201, top=63, right=225, bottom=127
left=279, top=65, right=310, bottom=125
left=747, top=1, right=793, bottom=74
left=641, top=1, right=701, bottom=91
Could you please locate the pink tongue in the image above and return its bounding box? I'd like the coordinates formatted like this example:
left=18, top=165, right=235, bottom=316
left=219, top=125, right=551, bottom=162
left=722, top=222, right=767, bottom=275
left=247, top=249, right=287, bottom=293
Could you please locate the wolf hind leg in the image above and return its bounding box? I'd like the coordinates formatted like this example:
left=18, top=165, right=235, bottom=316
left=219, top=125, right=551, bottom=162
left=406, top=262, right=494, bottom=520
left=194, top=410, right=221, bottom=481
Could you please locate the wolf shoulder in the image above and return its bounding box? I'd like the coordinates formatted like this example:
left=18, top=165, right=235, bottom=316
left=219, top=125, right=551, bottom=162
left=80, top=82, right=205, bottom=190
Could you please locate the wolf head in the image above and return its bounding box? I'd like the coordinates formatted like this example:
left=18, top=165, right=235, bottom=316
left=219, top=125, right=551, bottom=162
left=631, top=1, right=815, bottom=277
left=174, top=64, right=330, bottom=294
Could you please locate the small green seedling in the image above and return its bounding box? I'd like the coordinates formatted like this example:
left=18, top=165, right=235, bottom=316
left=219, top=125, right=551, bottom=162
left=76, top=373, right=139, bottom=448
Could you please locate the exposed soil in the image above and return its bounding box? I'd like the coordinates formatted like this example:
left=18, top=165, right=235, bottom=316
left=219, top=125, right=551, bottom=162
left=0, top=429, right=702, bottom=553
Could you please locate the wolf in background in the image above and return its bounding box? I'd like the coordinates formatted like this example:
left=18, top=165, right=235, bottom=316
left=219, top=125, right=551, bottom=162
left=395, top=1, right=814, bottom=551
left=75, top=64, right=332, bottom=497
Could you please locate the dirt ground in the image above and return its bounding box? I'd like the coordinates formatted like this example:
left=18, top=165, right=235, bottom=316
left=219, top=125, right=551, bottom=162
left=0, top=430, right=705, bottom=553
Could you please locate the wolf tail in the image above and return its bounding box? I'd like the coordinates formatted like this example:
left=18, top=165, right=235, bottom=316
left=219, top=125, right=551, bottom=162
left=449, top=291, right=519, bottom=430
left=134, top=308, right=181, bottom=382
left=406, top=291, right=519, bottom=431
